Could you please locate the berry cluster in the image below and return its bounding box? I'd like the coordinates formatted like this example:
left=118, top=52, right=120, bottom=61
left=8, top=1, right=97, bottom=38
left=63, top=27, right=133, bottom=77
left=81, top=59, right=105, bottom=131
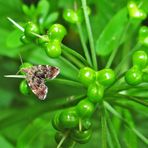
left=52, top=67, right=116, bottom=146
left=125, top=50, right=148, bottom=85
left=21, top=22, right=67, bottom=58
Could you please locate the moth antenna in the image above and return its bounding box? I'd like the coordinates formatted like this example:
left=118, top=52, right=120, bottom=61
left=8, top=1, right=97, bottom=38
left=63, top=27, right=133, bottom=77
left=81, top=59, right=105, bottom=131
left=4, top=75, right=26, bottom=79
left=7, top=17, right=25, bottom=32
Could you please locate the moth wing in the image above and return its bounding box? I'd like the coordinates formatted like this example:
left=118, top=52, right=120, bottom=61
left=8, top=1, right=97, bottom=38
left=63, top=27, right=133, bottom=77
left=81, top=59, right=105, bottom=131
left=26, top=76, right=48, bottom=100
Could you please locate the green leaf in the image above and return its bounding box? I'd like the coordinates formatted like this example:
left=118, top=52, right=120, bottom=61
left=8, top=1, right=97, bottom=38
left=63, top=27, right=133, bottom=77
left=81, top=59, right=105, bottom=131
left=6, top=29, right=22, bottom=48
left=96, top=8, right=128, bottom=56
left=123, top=110, right=138, bottom=148
left=43, top=12, right=59, bottom=28
left=37, top=0, right=50, bottom=19
left=17, top=117, right=56, bottom=148
left=0, top=135, right=13, bottom=148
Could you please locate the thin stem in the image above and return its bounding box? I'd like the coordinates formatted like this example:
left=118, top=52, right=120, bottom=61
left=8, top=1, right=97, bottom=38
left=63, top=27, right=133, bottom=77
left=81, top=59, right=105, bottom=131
left=76, top=23, right=92, bottom=66
left=61, top=44, right=90, bottom=66
left=101, top=105, right=107, bottom=148
left=62, top=50, right=85, bottom=69
left=81, top=0, right=97, bottom=70
left=57, top=131, right=69, bottom=148
left=7, top=17, right=24, bottom=32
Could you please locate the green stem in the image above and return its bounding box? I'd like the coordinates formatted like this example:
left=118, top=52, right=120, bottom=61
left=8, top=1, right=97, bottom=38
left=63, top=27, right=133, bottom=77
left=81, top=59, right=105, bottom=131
left=76, top=22, right=92, bottom=66
left=61, top=44, right=89, bottom=66
left=81, top=0, right=97, bottom=70
left=57, top=131, right=69, bottom=148
left=62, top=50, right=85, bottom=69
left=101, top=105, right=107, bottom=148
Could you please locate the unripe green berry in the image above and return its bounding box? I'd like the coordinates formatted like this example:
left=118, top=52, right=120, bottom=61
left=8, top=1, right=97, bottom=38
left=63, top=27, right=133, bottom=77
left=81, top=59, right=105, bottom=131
left=139, top=26, right=148, bottom=46
left=59, top=108, right=79, bottom=129
left=63, top=9, right=78, bottom=23
left=24, top=22, right=39, bottom=40
left=125, top=66, right=142, bottom=85
left=52, top=112, right=64, bottom=131
left=132, top=50, right=148, bottom=69
left=78, top=67, right=96, bottom=87
left=19, top=62, right=33, bottom=75
left=96, top=69, right=116, bottom=87
left=76, top=99, right=95, bottom=118
left=19, top=80, right=29, bottom=95
left=87, top=82, right=104, bottom=103
left=20, top=35, right=29, bottom=44
left=48, top=24, right=67, bottom=41
left=45, top=40, right=61, bottom=58
left=127, top=1, right=147, bottom=20
left=71, top=129, right=92, bottom=144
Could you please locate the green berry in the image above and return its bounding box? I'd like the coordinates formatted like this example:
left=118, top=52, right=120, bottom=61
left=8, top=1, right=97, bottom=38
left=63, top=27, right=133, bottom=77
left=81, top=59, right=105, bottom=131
left=52, top=112, right=64, bottom=131
left=78, top=67, right=96, bottom=87
left=127, top=1, right=147, bottom=20
left=59, top=108, right=79, bottom=129
left=63, top=9, right=78, bottom=23
left=87, top=82, right=104, bottom=103
left=76, top=7, right=91, bottom=23
left=24, top=22, right=39, bottom=40
left=125, top=66, right=142, bottom=85
left=132, top=50, right=148, bottom=69
left=19, top=62, right=33, bottom=75
left=48, top=24, right=67, bottom=41
left=142, top=66, right=148, bottom=82
left=76, top=99, right=95, bottom=118
left=81, top=119, right=92, bottom=130
left=71, top=129, right=92, bottom=144
left=45, top=40, right=61, bottom=58
left=96, top=69, right=116, bottom=87
left=139, top=26, right=148, bottom=46
left=20, top=35, right=29, bottom=44
left=19, top=80, right=29, bottom=95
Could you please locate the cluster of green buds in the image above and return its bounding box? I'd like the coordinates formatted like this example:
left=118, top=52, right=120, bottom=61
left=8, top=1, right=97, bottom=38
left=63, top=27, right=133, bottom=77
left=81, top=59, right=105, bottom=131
left=21, top=22, right=67, bottom=58
left=127, top=1, right=147, bottom=20
left=125, top=50, right=148, bottom=85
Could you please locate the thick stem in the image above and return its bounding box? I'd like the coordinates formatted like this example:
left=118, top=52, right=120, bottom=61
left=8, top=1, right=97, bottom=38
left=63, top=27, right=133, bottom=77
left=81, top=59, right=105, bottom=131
left=81, top=0, right=97, bottom=70
left=76, top=22, right=92, bottom=66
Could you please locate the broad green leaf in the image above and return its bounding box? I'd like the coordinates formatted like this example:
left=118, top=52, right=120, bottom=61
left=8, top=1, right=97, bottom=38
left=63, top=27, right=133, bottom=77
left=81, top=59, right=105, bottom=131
left=96, top=8, right=128, bottom=56
left=123, top=110, right=138, bottom=148
left=17, top=117, right=56, bottom=148
left=43, top=12, right=59, bottom=28
left=0, top=135, right=13, bottom=148
left=6, top=29, right=22, bottom=48
left=37, top=0, right=50, bottom=19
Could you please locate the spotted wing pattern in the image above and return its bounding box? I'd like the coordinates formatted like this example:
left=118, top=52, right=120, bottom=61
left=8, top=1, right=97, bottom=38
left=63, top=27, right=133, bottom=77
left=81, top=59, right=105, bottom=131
left=22, top=65, right=60, bottom=100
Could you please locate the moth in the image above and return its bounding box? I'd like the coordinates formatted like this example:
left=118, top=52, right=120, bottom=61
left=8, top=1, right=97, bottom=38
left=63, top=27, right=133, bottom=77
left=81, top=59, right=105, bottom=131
left=5, top=65, right=60, bottom=100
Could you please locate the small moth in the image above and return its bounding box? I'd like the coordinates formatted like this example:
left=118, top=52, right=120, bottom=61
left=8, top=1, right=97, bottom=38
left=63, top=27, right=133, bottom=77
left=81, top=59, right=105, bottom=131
left=5, top=65, right=60, bottom=100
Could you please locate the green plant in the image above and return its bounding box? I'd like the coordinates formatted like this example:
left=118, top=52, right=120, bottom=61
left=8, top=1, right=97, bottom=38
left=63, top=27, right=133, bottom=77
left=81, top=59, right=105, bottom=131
left=0, top=0, right=148, bottom=148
